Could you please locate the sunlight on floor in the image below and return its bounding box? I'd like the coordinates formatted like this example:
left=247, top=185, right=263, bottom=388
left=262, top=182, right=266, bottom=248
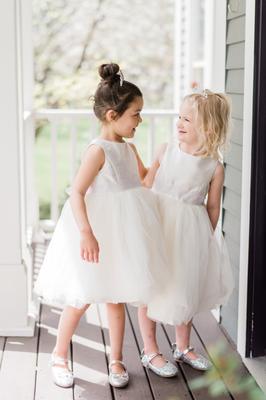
left=73, top=363, right=109, bottom=386
left=72, top=334, right=110, bottom=354
left=39, top=322, right=110, bottom=353
left=6, top=341, right=24, bottom=346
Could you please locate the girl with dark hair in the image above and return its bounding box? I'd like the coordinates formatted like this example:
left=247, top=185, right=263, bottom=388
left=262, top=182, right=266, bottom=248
left=35, top=63, right=177, bottom=389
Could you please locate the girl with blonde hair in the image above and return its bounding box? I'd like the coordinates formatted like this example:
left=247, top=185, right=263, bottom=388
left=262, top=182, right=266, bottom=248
left=138, top=90, right=234, bottom=372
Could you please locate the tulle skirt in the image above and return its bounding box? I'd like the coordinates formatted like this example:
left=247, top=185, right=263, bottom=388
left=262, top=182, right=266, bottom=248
left=34, top=187, right=167, bottom=308
left=147, top=193, right=234, bottom=326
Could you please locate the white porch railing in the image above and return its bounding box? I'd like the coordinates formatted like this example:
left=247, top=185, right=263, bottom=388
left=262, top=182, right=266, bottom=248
left=34, top=109, right=177, bottom=223
left=24, top=111, right=39, bottom=235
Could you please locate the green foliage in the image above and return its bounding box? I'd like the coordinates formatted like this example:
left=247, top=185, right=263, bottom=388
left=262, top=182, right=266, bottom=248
left=190, top=342, right=266, bottom=400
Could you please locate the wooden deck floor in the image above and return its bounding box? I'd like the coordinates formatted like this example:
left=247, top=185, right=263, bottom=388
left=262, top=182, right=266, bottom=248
left=0, top=242, right=265, bottom=400
left=0, top=303, right=265, bottom=400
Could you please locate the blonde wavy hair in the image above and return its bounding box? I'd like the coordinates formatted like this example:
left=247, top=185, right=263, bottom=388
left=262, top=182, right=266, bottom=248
left=183, top=89, right=231, bottom=160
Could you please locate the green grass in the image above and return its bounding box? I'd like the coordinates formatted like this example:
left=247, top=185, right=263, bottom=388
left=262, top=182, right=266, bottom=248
left=35, top=116, right=173, bottom=219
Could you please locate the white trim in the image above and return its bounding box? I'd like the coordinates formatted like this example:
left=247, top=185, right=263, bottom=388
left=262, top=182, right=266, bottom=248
left=0, top=0, right=36, bottom=335
left=16, top=0, right=26, bottom=257
left=204, top=0, right=227, bottom=91
left=173, top=0, right=181, bottom=109
left=0, top=316, right=35, bottom=337
left=205, top=0, right=227, bottom=323
left=34, top=109, right=178, bottom=118
left=237, top=0, right=256, bottom=357
left=21, top=0, right=39, bottom=231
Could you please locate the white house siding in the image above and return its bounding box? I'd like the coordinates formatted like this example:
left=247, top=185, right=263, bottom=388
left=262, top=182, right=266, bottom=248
left=221, top=0, right=246, bottom=342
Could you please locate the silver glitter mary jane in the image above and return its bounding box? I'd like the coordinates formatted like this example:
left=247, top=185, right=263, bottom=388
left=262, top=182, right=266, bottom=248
left=50, top=352, right=74, bottom=388
left=172, top=344, right=212, bottom=371
left=141, top=350, right=178, bottom=378
left=108, top=360, right=129, bottom=388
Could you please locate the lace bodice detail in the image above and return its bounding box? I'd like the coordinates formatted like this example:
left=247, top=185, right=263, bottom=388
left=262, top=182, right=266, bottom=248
left=152, top=138, right=218, bottom=205
left=86, top=138, right=141, bottom=194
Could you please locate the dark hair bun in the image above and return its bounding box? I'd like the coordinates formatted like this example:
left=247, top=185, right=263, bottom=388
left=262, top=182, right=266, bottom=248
left=98, top=63, right=120, bottom=82
left=94, top=63, right=142, bottom=121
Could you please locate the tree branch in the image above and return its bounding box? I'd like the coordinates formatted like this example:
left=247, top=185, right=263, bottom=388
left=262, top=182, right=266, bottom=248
left=75, top=0, right=106, bottom=72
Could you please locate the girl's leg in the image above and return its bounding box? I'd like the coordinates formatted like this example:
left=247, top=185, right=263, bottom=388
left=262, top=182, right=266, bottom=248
left=175, top=320, right=198, bottom=359
left=106, top=303, right=126, bottom=374
left=54, top=304, right=90, bottom=366
left=138, top=306, right=158, bottom=353
left=138, top=306, right=168, bottom=367
left=51, top=304, right=89, bottom=387
left=174, top=320, right=212, bottom=370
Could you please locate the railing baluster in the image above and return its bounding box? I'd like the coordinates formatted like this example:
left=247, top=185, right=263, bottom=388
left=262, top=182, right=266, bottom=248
left=148, top=116, right=155, bottom=165
left=170, top=116, right=175, bottom=140
left=90, top=117, right=98, bottom=140
left=50, top=120, right=58, bottom=222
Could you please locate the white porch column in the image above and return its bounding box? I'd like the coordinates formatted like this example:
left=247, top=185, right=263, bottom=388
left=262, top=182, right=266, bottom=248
left=204, top=0, right=227, bottom=91
left=22, top=0, right=39, bottom=232
left=174, top=0, right=206, bottom=108
left=0, top=0, right=35, bottom=336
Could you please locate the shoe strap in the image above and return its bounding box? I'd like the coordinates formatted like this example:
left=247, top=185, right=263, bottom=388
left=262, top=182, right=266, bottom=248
left=145, top=351, right=163, bottom=362
left=51, top=353, right=68, bottom=366
left=181, top=346, right=194, bottom=357
left=172, top=343, right=194, bottom=357
left=109, top=359, right=126, bottom=369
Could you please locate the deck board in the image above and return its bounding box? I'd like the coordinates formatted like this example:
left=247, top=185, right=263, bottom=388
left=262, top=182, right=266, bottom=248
left=190, top=326, right=231, bottom=399
left=0, top=334, right=38, bottom=400
left=127, top=306, right=192, bottom=400
left=98, top=303, right=153, bottom=400
left=72, top=304, right=111, bottom=400
left=34, top=304, right=73, bottom=400
left=193, top=312, right=266, bottom=400
left=163, top=323, right=232, bottom=400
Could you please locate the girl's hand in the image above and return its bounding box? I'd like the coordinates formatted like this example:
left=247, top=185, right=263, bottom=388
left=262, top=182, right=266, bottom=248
left=143, top=143, right=167, bottom=187
left=129, top=143, right=148, bottom=180
left=80, top=231, right=99, bottom=263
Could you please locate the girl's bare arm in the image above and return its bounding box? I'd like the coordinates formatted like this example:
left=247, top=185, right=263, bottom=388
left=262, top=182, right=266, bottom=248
left=129, top=143, right=148, bottom=180
left=70, top=144, right=105, bottom=262
left=129, top=142, right=167, bottom=185
left=206, top=162, right=224, bottom=230
left=143, top=143, right=167, bottom=188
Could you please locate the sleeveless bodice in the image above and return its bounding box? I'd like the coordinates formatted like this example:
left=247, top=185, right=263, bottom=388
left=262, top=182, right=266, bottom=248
left=152, top=139, right=218, bottom=205
left=87, top=138, right=141, bottom=194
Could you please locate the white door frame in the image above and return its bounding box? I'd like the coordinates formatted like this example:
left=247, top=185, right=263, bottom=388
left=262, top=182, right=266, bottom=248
left=237, top=0, right=256, bottom=358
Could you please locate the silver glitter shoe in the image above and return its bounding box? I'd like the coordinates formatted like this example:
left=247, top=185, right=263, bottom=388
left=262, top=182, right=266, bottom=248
left=141, top=350, right=178, bottom=378
left=51, top=352, right=74, bottom=388
left=172, top=344, right=212, bottom=371
left=108, top=360, right=129, bottom=388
